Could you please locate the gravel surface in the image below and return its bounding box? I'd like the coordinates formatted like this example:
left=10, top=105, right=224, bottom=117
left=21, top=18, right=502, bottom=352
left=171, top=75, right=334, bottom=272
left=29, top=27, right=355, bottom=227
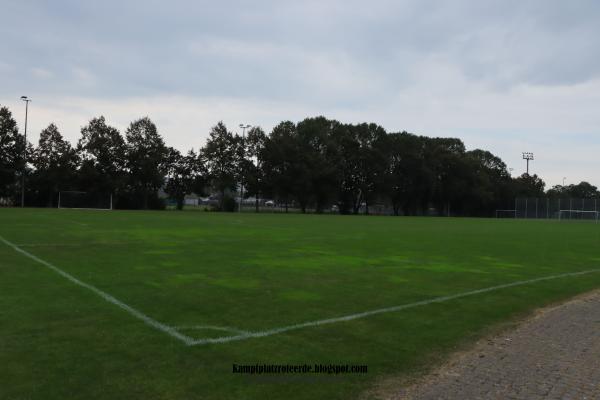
left=388, top=291, right=600, bottom=399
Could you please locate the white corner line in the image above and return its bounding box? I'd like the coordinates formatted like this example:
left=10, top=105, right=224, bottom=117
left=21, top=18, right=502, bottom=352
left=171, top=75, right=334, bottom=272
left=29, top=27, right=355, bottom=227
left=0, top=235, right=195, bottom=346
left=3, top=234, right=599, bottom=347
left=172, top=325, right=250, bottom=335
left=186, top=268, right=600, bottom=346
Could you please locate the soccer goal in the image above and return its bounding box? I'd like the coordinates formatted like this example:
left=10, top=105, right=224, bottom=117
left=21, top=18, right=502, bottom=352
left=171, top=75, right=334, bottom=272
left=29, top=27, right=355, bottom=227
left=557, top=210, right=599, bottom=222
left=58, top=191, right=113, bottom=210
left=495, top=209, right=517, bottom=218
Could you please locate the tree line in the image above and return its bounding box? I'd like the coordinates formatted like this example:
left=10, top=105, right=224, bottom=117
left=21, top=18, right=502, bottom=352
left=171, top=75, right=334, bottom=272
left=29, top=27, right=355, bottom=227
left=1, top=105, right=598, bottom=215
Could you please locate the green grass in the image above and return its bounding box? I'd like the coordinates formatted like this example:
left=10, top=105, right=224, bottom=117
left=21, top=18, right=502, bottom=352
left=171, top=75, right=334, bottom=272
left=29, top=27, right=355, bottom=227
left=1, top=208, right=600, bottom=399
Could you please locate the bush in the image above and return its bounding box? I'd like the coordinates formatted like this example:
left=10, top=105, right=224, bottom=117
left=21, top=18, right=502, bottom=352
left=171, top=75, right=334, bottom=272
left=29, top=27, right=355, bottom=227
left=209, top=194, right=237, bottom=212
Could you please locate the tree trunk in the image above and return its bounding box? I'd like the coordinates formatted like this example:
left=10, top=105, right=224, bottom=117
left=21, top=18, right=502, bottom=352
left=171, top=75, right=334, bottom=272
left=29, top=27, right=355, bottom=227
left=352, top=190, right=362, bottom=214
left=315, top=199, right=323, bottom=214
left=300, top=198, right=307, bottom=213
left=142, top=187, right=149, bottom=210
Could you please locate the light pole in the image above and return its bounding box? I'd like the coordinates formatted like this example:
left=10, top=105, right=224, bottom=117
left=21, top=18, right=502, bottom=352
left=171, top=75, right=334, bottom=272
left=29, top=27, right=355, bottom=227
left=522, top=152, right=534, bottom=175
left=20, top=96, right=31, bottom=207
left=563, top=177, right=566, bottom=186
left=238, top=123, right=251, bottom=212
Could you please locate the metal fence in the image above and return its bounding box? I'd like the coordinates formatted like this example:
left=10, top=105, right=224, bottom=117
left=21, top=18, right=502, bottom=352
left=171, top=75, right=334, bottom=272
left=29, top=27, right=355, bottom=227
left=511, top=198, right=600, bottom=219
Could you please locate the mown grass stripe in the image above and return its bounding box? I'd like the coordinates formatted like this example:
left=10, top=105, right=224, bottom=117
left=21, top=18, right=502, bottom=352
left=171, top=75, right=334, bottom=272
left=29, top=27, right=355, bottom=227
left=3, top=233, right=598, bottom=347
left=188, top=269, right=600, bottom=345
left=0, top=235, right=195, bottom=346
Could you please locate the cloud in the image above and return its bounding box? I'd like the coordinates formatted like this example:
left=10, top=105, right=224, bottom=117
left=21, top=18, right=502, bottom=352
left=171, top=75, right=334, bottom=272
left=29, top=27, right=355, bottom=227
left=71, top=67, right=97, bottom=86
left=31, top=67, right=54, bottom=79
left=1, top=0, right=600, bottom=187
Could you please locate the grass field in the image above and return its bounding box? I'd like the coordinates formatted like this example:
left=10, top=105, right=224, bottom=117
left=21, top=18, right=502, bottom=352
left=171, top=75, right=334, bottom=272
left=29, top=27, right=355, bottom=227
left=1, top=208, right=600, bottom=399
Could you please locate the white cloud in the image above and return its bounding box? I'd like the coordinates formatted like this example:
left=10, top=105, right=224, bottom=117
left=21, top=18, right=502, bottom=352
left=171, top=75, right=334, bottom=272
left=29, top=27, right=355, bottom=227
left=2, top=0, right=600, bottom=188
left=31, top=67, right=54, bottom=79
left=0, top=61, right=13, bottom=73
left=72, top=67, right=97, bottom=87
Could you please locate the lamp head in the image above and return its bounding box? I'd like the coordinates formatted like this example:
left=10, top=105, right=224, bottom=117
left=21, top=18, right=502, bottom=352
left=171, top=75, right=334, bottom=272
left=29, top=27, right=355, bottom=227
left=522, top=152, right=534, bottom=160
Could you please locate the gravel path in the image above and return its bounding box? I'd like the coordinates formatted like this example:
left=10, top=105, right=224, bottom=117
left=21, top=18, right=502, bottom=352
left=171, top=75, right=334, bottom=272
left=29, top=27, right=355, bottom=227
left=389, top=291, right=600, bottom=400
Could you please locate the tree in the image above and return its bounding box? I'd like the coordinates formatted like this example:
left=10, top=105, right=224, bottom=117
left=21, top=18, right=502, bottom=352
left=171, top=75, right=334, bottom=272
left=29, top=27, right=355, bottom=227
left=352, top=123, right=388, bottom=214
left=243, top=126, right=268, bottom=212
left=329, top=123, right=360, bottom=214
left=261, top=121, right=299, bottom=212
left=125, top=117, right=168, bottom=209
left=77, top=116, right=126, bottom=200
left=425, top=137, right=468, bottom=216
left=512, top=173, right=546, bottom=197
left=4, top=109, right=568, bottom=216
left=385, top=132, right=432, bottom=215
left=165, top=148, right=206, bottom=210
left=295, top=117, right=339, bottom=213
left=546, top=185, right=567, bottom=198
left=202, top=122, right=241, bottom=211
left=568, top=181, right=599, bottom=198
left=328, top=122, right=390, bottom=214
left=0, top=106, right=26, bottom=203
left=31, top=123, right=78, bottom=206
left=547, top=181, right=599, bottom=199
left=464, top=149, right=513, bottom=215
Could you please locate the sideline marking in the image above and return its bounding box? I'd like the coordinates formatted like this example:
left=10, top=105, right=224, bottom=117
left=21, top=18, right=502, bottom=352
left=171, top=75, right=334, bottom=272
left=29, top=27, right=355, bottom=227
left=14, top=241, right=142, bottom=247
left=0, top=235, right=194, bottom=346
left=173, top=325, right=249, bottom=335
left=3, top=235, right=599, bottom=346
left=186, top=268, right=600, bottom=346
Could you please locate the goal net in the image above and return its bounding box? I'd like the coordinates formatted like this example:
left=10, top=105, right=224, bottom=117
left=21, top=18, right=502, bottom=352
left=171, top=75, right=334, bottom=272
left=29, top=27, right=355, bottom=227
left=495, top=209, right=517, bottom=218
left=557, top=210, right=599, bottom=222
left=58, top=191, right=113, bottom=210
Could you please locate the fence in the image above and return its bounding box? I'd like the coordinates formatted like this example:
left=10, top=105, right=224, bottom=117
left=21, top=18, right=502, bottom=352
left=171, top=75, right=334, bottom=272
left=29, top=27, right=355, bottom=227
left=510, top=198, right=600, bottom=219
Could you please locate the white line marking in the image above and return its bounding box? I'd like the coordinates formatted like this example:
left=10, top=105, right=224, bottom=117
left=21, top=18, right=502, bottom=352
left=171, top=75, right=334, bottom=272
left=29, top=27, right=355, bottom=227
left=14, top=242, right=141, bottom=247
left=14, top=243, right=86, bottom=247
left=173, top=325, right=249, bottom=335
left=0, top=235, right=195, bottom=346
left=187, top=269, right=600, bottom=345
left=3, top=234, right=599, bottom=347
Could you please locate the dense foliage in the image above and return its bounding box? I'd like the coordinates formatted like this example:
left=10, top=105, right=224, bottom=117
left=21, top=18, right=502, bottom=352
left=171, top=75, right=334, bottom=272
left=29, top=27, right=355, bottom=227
left=0, top=105, right=597, bottom=214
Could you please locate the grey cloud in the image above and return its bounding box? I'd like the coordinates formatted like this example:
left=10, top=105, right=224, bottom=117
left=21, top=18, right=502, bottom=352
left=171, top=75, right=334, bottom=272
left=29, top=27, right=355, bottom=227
left=1, top=2, right=597, bottom=97
left=2, top=0, right=600, bottom=186
left=4, top=0, right=600, bottom=102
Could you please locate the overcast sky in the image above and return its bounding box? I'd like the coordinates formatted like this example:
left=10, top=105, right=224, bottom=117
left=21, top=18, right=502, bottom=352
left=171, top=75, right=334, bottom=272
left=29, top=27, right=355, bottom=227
left=2, top=0, right=600, bottom=187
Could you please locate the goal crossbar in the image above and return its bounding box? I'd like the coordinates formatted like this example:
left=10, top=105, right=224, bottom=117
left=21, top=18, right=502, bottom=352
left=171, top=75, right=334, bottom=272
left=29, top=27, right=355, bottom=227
left=557, top=209, right=599, bottom=222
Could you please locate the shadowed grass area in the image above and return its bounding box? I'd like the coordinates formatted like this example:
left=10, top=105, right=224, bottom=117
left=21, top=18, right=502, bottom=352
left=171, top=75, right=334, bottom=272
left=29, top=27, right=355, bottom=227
left=1, top=208, right=600, bottom=399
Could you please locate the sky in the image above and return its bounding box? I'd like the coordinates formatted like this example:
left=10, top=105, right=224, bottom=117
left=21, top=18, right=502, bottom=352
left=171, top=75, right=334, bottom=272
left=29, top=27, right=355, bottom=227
left=1, top=0, right=600, bottom=188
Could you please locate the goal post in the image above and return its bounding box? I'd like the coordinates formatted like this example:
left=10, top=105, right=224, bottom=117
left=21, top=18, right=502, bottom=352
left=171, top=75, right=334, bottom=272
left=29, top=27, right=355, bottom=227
left=557, top=210, right=599, bottom=222
left=495, top=209, right=517, bottom=218
left=58, top=191, right=113, bottom=210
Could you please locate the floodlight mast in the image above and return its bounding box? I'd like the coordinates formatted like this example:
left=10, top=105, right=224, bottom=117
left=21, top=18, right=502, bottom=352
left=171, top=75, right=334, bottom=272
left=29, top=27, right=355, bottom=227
left=20, top=96, right=31, bottom=207
left=522, top=152, right=534, bottom=175
left=239, top=123, right=251, bottom=212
